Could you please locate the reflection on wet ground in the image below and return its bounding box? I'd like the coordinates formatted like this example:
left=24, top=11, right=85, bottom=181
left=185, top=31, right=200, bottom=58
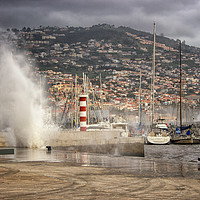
left=1, top=144, right=200, bottom=178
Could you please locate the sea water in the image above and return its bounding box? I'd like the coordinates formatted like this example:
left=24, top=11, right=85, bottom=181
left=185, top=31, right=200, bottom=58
left=1, top=144, right=200, bottom=178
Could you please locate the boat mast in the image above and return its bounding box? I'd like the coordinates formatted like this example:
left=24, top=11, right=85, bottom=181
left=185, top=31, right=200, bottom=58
left=139, top=69, right=142, bottom=128
left=179, top=40, right=182, bottom=131
left=83, top=72, right=86, bottom=94
left=75, top=74, right=78, bottom=128
left=100, top=73, right=103, bottom=122
left=86, top=76, right=89, bottom=125
left=71, top=81, right=74, bottom=128
left=151, top=22, right=156, bottom=126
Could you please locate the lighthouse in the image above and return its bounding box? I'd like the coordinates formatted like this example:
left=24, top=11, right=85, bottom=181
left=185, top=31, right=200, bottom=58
left=79, top=94, right=88, bottom=131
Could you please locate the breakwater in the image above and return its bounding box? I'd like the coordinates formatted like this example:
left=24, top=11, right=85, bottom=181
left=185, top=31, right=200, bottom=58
left=49, top=130, right=144, bottom=157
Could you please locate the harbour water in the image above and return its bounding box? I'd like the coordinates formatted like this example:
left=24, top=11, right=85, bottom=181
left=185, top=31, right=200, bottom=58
left=2, top=144, right=200, bottom=178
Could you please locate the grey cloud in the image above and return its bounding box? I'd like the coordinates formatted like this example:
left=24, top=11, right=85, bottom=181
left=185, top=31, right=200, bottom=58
left=0, top=0, right=200, bottom=46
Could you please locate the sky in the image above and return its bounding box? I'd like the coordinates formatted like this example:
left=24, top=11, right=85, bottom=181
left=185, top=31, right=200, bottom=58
left=1, top=0, right=200, bottom=47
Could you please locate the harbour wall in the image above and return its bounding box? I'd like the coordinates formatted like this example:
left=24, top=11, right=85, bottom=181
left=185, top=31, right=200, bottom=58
left=50, top=130, right=144, bottom=157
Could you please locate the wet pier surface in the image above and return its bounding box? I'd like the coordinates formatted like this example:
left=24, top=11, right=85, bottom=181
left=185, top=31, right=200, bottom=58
left=1, top=145, right=200, bottom=199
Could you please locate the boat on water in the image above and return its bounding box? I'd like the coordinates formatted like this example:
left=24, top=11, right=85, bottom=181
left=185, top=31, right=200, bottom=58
left=170, top=41, right=200, bottom=144
left=147, top=135, right=170, bottom=145
left=87, top=121, right=129, bottom=137
left=147, top=119, right=171, bottom=144
left=170, top=124, right=200, bottom=144
left=146, top=22, right=171, bottom=145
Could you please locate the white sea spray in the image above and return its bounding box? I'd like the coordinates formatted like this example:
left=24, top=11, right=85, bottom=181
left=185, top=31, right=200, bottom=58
left=0, top=42, right=58, bottom=148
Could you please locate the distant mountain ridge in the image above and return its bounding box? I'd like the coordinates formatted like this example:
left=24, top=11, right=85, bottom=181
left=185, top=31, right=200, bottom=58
left=16, top=23, right=200, bottom=54
left=15, top=23, right=200, bottom=76
left=46, top=23, right=198, bottom=50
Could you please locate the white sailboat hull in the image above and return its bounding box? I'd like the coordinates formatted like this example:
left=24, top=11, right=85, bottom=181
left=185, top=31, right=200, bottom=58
left=147, top=136, right=170, bottom=145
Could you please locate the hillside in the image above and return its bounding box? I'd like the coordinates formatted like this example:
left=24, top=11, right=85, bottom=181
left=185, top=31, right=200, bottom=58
left=10, top=24, right=200, bottom=108
left=17, top=24, right=200, bottom=73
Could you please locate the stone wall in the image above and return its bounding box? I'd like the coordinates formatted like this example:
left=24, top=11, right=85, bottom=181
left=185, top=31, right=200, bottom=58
left=50, top=130, right=144, bottom=157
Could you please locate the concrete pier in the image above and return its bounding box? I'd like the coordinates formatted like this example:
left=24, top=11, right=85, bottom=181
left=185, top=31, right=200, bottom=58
left=50, top=130, right=144, bottom=157
left=0, top=148, right=14, bottom=155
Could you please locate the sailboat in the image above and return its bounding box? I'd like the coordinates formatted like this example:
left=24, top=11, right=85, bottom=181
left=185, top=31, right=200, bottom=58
left=170, top=41, right=200, bottom=144
left=146, top=22, right=170, bottom=145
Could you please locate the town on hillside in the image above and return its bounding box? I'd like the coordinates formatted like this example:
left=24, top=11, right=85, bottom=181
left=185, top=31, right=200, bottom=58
left=6, top=24, right=200, bottom=126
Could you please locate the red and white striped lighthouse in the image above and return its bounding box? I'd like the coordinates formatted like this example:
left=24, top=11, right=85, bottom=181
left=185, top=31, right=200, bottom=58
left=79, top=95, right=88, bottom=131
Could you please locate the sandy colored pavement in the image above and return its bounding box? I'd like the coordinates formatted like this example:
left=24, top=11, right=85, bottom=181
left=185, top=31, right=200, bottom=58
left=0, top=161, right=200, bottom=200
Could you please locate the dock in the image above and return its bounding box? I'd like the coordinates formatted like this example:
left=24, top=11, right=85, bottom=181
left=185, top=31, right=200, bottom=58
left=49, top=130, right=144, bottom=157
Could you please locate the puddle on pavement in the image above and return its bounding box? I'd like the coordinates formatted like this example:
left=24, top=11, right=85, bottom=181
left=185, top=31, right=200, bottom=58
left=1, top=145, right=200, bottom=178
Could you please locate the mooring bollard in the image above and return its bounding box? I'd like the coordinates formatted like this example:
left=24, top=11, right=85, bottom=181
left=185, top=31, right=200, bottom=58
left=46, top=146, right=52, bottom=151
